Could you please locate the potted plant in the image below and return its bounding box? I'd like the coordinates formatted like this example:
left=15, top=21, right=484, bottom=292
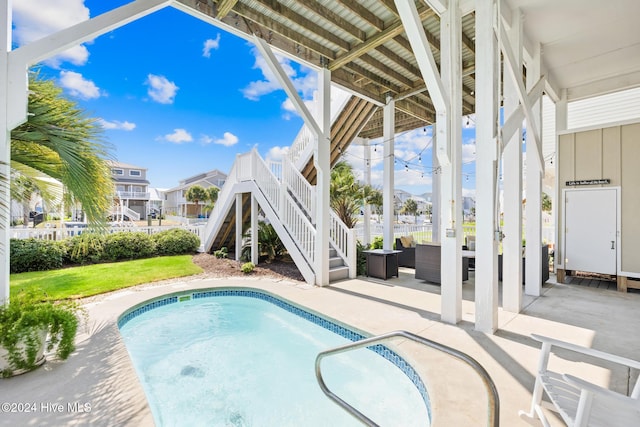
left=0, top=289, right=80, bottom=377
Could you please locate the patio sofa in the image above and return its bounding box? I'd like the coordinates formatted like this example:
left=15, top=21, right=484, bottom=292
left=395, top=237, right=416, bottom=268
left=498, top=244, right=549, bottom=284
left=415, top=243, right=469, bottom=284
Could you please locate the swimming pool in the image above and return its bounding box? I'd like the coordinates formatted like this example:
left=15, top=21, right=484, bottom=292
left=119, top=288, right=431, bottom=426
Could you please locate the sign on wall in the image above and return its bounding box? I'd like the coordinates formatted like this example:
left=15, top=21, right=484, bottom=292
left=566, top=179, right=610, bottom=186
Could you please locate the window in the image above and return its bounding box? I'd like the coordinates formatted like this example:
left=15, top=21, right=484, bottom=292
left=129, top=170, right=141, bottom=177
left=112, top=168, right=124, bottom=176
left=133, top=186, right=143, bottom=192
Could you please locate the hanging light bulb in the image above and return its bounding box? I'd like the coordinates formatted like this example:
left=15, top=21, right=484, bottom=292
left=374, top=145, right=377, bottom=152
left=418, top=155, right=422, bottom=163
left=405, top=164, right=409, bottom=172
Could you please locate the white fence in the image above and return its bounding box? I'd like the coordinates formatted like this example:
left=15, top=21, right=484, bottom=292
left=354, top=222, right=556, bottom=246
left=9, top=224, right=205, bottom=242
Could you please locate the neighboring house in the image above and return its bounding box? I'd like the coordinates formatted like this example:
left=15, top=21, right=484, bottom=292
left=148, top=188, right=165, bottom=215
left=164, top=169, right=227, bottom=217
left=108, top=161, right=150, bottom=220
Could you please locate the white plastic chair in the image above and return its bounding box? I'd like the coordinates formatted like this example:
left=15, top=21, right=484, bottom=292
left=521, top=334, right=640, bottom=426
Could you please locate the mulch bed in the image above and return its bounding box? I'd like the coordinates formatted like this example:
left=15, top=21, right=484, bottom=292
left=192, top=253, right=305, bottom=282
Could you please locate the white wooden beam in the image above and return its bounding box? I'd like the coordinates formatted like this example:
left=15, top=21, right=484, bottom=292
left=251, top=194, right=259, bottom=265
left=382, top=96, right=395, bottom=251
left=314, top=66, right=331, bottom=286
left=423, top=0, right=448, bottom=15
left=525, top=42, right=544, bottom=297
left=235, top=193, right=243, bottom=261
left=395, top=0, right=451, bottom=166
left=439, top=0, right=463, bottom=324
left=502, top=6, right=523, bottom=313
left=499, top=22, right=544, bottom=174
left=253, top=36, right=323, bottom=139
left=501, top=76, right=544, bottom=148
left=0, top=0, right=10, bottom=305
left=363, top=138, right=372, bottom=246
left=474, top=0, right=500, bottom=334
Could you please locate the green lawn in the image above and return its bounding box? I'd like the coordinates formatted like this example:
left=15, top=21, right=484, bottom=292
left=10, top=255, right=203, bottom=300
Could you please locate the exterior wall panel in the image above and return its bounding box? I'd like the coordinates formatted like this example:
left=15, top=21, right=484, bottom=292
left=621, top=123, right=640, bottom=273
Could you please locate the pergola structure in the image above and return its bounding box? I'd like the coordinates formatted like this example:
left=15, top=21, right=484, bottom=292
left=2, top=0, right=639, bottom=333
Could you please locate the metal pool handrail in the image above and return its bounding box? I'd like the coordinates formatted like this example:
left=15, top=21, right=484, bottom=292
left=315, top=330, right=500, bottom=427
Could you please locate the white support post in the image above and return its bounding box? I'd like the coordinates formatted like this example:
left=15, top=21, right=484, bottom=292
left=0, top=0, right=10, bottom=305
left=502, top=7, right=524, bottom=313
left=363, top=138, right=372, bottom=246
left=251, top=194, right=258, bottom=265
left=432, top=124, right=441, bottom=242
left=525, top=43, right=543, bottom=296
left=314, top=66, right=331, bottom=286
left=554, top=91, right=568, bottom=272
left=382, top=96, right=395, bottom=251
left=235, top=193, right=243, bottom=261
left=475, top=0, right=500, bottom=333
left=439, top=0, right=463, bottom=324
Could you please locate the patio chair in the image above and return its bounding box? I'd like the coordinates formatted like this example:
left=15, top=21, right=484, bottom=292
left=521, top=334, right=640, bottom=427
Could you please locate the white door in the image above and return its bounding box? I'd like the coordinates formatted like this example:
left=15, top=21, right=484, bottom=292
left=564, top=189, right=617, bottom=275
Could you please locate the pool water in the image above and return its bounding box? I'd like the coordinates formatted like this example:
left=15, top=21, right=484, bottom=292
left=119, top=291, right=430, bottom=426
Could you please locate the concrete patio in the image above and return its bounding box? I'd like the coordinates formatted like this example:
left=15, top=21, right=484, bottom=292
left=1, top=270, right=638, bottom=426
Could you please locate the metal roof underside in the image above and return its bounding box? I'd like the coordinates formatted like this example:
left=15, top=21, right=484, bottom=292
left=175, top=0, right=640, bottom=139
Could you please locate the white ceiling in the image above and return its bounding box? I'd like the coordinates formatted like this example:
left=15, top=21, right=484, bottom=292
left=505, top=0, right=640, bottom=101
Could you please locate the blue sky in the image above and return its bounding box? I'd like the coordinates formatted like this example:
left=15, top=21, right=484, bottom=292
left=11, top=0, right=478, bottom=196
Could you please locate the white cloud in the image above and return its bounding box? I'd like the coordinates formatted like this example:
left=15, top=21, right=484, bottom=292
left=214, top=132, right=239, bottom=147
left=203, top=34, right=221, bottom=58
left=12, top=0, right=90, bottom=67
left=98, top=119, right=136, bottom=131
left=242, top=47, right=317, bottom=102
left=146, top=74, right=179, bottom=104
left=265, top=146, right=289, bottom=162
left=281, top=97, right=316, bottom=120
left=200, top=135, right=214, bottom=144
left=59, top=71, right=101, bottom=99
left=462, top=142, right=476, bottom=164
left=163, top=129, right=192, bottom=144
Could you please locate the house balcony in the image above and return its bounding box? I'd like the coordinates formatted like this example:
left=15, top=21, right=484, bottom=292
left=116, top=191, right=150, bottom=200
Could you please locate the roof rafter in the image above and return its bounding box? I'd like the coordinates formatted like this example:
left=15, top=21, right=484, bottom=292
left=329, top=6, right=435, bottom=71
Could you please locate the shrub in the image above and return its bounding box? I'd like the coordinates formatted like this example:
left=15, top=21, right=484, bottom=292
left=152, top=228, right=200, bottom=255
left=241, top=262, right=255, bottom=274
left=370, top=236, right=384, bottom=250
left=103, top=232, right=155, bottom=261
left=65, top=233, right=105, bottom=265
left=0, top=289, right=80, bottom=377
left=356, top=240, right=370, bottom=276
left=10, top=239, right=66, bottom=274
left=214, top=247, right=228, bottom=259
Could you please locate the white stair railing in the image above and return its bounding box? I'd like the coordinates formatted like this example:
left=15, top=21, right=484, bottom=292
left=329, top=211, right=356, bottom=278
left=287, top=125, right=313, bottom=168
left=252, top=151, right=316, bottom=266
left=282, top=155, right=316, bottom=223
left=110, top=204, right=140, bottom=221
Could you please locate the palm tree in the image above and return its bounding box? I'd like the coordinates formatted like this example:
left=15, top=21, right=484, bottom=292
left=401, top=198, right=418, bottom=223
left=202, top=186, right=220, bottom=216
left=330, top=161, right=365, bottom=228
left=10, top=74, right=113, bottom=226
left=185, top=185, right=207, bottom=217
